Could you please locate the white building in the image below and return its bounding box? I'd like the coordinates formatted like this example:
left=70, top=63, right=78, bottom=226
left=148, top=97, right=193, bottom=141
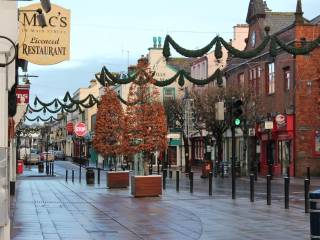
left=0, top=1, right=18, bottom=239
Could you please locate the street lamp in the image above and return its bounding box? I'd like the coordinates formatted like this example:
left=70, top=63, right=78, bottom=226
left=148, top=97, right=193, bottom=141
left=0, top=36, right=17, bottom=68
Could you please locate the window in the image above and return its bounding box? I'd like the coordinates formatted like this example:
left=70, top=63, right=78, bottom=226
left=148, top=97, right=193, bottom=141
left=278, top=140, right=291, bottom=166
left=257, top=66, right=262, bottom=78
left=163, top=87, right=175, bottom=102
left=267, top=62, right=275, bottom=94
left=238, top=73, right=245, bottom=87
left=314, top=131, right=320, bottom=156
left=284, top=67, right=290, bottom=91
left=91, top=114, right=96, bottom=131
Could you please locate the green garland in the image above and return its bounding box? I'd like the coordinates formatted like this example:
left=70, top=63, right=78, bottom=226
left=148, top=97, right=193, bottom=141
left=220, top=36, right=271, bottom=59
left=103, top=66, right=138, bottom=84
left=163, top=34, right=320, bottom=59
left=25, top=115, right=65, bottom=122
left=163, top=35, right=218, bottom=58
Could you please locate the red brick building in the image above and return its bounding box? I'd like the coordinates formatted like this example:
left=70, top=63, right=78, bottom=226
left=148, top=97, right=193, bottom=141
left=225, top=0, right=320, bottom=177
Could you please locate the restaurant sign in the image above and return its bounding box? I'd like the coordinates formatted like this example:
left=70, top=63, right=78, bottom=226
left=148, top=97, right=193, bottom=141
left=18, top=3, right=70, bottom=65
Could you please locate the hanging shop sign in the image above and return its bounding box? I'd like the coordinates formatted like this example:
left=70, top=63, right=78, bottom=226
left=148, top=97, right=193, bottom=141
left=16, top=86, right=30, bottom=104
left=275, top=114, right=286, bottom=129
left=18, top=3, right=70, bottom=65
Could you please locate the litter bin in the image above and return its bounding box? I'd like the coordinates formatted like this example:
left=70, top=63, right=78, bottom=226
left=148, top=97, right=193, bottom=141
left=17, top=160, right=24, bottom=174
left=86, top=167, right=95, bottom=184
left=38, top=161, right=44, bottom=173
left=310, top=189, right=320, bottom=239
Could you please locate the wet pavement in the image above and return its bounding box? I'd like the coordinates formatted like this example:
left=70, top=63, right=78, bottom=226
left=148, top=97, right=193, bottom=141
left=11, top=161, right=317, bottom=240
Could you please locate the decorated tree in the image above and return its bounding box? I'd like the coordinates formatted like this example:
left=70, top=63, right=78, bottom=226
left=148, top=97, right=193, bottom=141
left=93, top=87, right=125, bottom=170
left=124, top=59, right=168, bottom=175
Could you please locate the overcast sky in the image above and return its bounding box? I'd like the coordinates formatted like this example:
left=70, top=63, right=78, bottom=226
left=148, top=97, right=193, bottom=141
left=19, top=0, right=319, bottom=103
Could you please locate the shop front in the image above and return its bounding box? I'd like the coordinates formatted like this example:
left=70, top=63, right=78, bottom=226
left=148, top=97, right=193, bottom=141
left=257, top=115, right=294, bottom=177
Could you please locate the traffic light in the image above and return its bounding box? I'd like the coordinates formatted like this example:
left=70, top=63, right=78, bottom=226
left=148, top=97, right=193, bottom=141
left=232, top=99, right=243, bottom=127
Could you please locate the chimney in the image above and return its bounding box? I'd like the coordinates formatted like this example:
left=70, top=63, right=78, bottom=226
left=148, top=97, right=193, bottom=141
left=153, top=37, right=157, bottom=48
left=158, top=36, right=162, bottom=48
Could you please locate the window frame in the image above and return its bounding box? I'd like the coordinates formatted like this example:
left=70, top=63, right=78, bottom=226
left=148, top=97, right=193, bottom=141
left=267, top=62, right=275, bottom=95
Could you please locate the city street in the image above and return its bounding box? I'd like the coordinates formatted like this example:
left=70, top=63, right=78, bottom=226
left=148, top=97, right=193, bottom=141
left=10, top=161, right=315, bottom=240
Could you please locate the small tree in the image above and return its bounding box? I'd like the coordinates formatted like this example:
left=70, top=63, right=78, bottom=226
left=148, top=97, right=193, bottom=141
left=124, top=61, right=167, bottom=175
left=93, top=87, right=125, bottom=169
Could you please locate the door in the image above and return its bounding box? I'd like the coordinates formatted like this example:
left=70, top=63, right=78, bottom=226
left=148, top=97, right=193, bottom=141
left=278, top=140, right=291, bottom=176
left=168, top=146, right=177, bottom=166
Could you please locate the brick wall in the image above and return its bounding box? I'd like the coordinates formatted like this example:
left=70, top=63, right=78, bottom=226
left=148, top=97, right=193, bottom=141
left=295, top=24, right=320, bottom=176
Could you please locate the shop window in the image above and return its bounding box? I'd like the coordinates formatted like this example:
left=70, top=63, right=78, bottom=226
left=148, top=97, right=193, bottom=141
left=278, top=140, right=291, bottom=166
left=314, top=131, right=320, bottom=156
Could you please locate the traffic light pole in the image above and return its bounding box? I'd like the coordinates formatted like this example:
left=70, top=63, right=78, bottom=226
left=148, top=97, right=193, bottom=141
left=231, top=124, right=236, bottom=199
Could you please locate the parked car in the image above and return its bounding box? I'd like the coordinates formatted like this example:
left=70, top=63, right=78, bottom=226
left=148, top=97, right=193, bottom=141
left=26, top=153, right=40, bottom=165
left=40, top=152, right=55, bottom=161
left=54, top=151, right=66, bottom=160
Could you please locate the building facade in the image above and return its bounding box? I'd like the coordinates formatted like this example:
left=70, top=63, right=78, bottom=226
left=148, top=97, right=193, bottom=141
left=225, top=0, right=320, bottom=177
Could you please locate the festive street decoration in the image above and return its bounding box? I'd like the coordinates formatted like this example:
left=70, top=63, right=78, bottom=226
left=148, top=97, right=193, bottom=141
left=96, top=66, right=224, bottom=88
left=162, top=33, right=320, bottom=59
left=93, top=87, right=126, bottom=158
left=24, top=115, right=65, bottom=123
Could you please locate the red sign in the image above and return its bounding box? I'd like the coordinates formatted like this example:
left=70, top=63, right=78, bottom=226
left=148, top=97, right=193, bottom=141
left=16, top=87, right=29, bottom=104
left=66, top=122, right=74, bottom=135
left=74, top=122, right=87, bottom=137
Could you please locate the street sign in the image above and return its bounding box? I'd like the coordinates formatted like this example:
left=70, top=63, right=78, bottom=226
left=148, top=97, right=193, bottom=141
left=66, top=122, right=73, bottom=135
left=74, top=122, right=87, bottom=137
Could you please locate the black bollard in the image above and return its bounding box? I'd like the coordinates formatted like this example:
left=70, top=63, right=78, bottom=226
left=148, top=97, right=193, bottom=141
left=97, top=168, right=100, bottom=185
left=79, top=165, right=82, bottom=183
left=284, top=177, right=289, bottom=209
left=268, top=164, right=273, bottom=180
left=149, top=166, right=153, bottom=175
left=209, top=172, right=213, bottom=196
left=157, top=163, right=160, bottom=175
left=250, top=174, right=254, bottom=202
left=169, top=170, right=172, bottom=179
left=52, top=162, right=54, bottom=176
left=305, top=179, right=310, bottom=213
left=72, top=170, right=74, bottom=183
left=65, top=170, right=68, bottom=182
left=190, top=171, right=194, bottom=194
left=307, top=167, right=311, bottom=181
left=176, top=171, right=179, bottom=192
left=162, top=169, right=166, bottom=190
left=267, top=175, right=271, bottom=205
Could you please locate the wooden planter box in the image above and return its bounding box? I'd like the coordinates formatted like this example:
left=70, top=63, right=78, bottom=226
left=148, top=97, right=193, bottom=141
left=131, top=175, right=162, bottom=197
left=107, top=171, right=130, bottom=188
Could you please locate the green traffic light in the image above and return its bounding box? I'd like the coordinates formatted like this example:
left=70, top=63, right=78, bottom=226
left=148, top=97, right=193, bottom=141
left=234, top=118, right=241, bottom=126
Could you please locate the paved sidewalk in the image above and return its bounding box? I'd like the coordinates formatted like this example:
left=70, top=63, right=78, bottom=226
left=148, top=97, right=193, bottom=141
left=10, top=162, right=313, bottom=240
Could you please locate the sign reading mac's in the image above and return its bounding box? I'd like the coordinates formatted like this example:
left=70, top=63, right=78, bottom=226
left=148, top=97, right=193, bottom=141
left=18, top=3, right=70, bottom=65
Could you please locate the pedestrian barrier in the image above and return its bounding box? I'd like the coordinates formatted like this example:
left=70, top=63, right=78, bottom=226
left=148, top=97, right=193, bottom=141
left=189, top=171, right=194, bottom=194
left=209, top=172, right=213, bottom=196
left=310, top=190, right=320, bottom=240
left=176, top=171, right=179, bottom=192
left=72, top=170, right=74, bottom=183
left=162, top=169, right=166, bottom=190
left=267, top=175, right=271, bottom=205
left=284, top=177, right=289, bottom=209
left=65, top=170, right=68, bottom=182
left=250, top=174, right=254, bottom=202
left=305, top=179, right=310, bottom=213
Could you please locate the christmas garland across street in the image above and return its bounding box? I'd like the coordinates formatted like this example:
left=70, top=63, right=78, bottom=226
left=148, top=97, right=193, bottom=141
left=97, top=66, right=224, bottom=87
left=162, top=34, right=320, bottom=59
left=25, top=115, right=65, bottom=123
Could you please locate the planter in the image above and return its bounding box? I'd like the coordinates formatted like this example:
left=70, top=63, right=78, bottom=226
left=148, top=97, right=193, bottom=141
left=131, top=175, right=162, bottom=197
left=107, top=171, right=129, bottom=188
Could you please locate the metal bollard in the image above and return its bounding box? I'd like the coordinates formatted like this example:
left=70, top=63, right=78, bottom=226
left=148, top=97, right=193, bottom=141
left=97, top=168, right=100, bottom=185
left=149, top=166, right=153, bottom=175
left=72, top=170, right=74, bottom=183
left=268, top=164, right=273, bottom=180
left=190, top=171, right=194, bottom=194
left=284, top=177, right=289, bottom=209
left=169, top=170, right=172, bottom=179
left=162, top=169, right=166, bottom=190
left=209, top=172, right=213, bottom=196
left=79, top=165, right=82, bottom=183
left=250, top=174, right=254, bottom=202
left=267, top=175, right=271, bottom=205
left=52, top=162, right=54, bottom=176
left=65, top=170, right=68, bottom=182
left=309, top=190, right=320, bottom=239
left=157, top=163, right=160, bottom=175
left=176, top=171, right=179, bottom=192
left=307, top=167, right=311, bottom=181
left=305, top=179, right=310, bottom=213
